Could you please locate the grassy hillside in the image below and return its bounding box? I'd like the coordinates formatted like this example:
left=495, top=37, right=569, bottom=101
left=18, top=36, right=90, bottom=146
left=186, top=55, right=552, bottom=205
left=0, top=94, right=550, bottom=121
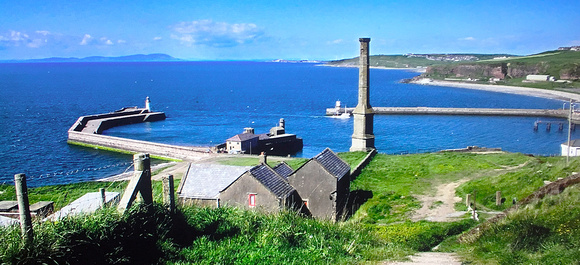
left=1, top=152, right=579, bottom=264
left=439, top=185, right=580, bottom=264
left=327, top=54, right=514, bottom=68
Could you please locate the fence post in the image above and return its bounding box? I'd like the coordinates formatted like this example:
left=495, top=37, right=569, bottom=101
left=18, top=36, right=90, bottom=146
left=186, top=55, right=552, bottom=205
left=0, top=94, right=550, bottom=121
left=496, top=191, right=502, bottom=206
left=162, top=174, right=175, bottom=213
left=14, top=173, right=33, bottom=245
left=117, top=153, right=153, bottom=214
left=465, top=194, right=471, bottom=208
left=100, top=188, right=106, bottom=207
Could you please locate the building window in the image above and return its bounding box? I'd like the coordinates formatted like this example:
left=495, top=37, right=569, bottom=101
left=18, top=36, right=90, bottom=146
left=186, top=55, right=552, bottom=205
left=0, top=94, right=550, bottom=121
left=249, top=194, right=256, bottom=207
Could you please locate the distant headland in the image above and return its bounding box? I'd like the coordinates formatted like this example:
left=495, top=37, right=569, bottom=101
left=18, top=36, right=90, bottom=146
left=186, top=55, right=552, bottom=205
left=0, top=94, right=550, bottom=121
left=0, top=53, right=182, bottom=63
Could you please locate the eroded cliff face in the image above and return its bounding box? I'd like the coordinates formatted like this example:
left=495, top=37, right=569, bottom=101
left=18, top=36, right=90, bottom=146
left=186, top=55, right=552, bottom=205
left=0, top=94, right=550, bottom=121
left=560, top=64, right=580, bottom=80
left=425, top=62, right=578, bottom=80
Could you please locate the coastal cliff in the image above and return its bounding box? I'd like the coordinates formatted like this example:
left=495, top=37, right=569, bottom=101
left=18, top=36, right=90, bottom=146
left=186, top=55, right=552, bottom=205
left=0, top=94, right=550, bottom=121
left=423, top=51, right=580, bottom=81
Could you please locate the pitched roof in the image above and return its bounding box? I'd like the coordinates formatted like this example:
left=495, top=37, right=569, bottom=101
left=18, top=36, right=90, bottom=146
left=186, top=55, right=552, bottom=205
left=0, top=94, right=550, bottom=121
left=272, top=162, right=294, bottom=179
left=227, top=133, right=259, bottom=142
left=179, top=164, right=252, bottom=199
left=564, top=139, right=580, bottom=147
left=250, top=164, right=295, bottom=198
left=314, top=148, right=350, bottom=180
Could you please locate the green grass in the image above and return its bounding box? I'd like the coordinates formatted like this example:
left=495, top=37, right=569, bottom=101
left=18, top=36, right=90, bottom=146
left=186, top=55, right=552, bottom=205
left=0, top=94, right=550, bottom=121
left=349, top=152, right=540, bottom=224
left=338, top=151, right=369, bottom=168
left=456, top=156, right=580, bottom=211
left=3, top=151, right=580, bottom=264
left=216, top=156, right=308, bottom=170
left=68, top=141, right=182, bottom=162
left=439, top=185, right=580, bottom=264
left=0, top=204, right=415, bottom=264
left=0, top=181, right=128, bottom=210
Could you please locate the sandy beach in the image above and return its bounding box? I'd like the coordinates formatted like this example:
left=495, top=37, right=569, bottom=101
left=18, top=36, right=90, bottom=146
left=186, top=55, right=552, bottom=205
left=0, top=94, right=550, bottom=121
left=412, top=79, right=580, bottom=102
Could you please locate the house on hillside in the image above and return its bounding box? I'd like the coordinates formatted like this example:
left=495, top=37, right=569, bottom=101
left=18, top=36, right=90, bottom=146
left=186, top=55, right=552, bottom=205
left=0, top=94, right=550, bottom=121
left=220, top=164, right=308, bottom=214
left=561, top=139, right=580, bottom=156
left=288, top=148, right=351, bottom=220
left=177, top=164, right=252, bottom=207
left=272, top=162, right=294, bottom=179
left=226, top=128, right=260, bottom=154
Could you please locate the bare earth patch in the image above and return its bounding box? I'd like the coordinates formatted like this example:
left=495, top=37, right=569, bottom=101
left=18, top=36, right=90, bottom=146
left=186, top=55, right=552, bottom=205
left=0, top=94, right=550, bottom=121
left=411, top=179, right=468, bottom=222
left=383, top=252, right=462, bottom=265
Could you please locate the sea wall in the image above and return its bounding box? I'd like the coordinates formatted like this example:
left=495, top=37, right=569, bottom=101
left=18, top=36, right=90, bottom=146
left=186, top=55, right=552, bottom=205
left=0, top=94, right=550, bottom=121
left=68, top=131, right=211, bottom=160
left=325, top=107, right=580, bottom=122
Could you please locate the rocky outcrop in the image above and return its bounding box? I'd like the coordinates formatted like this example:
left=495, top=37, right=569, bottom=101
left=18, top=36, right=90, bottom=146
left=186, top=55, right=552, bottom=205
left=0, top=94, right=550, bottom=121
left=560, top=64, right=580, bottom=80
left=425, top=62, right=563, bottom=80
left=505, top=62, right=548, bottom=78
left=426, top=63, right=507, bottom=79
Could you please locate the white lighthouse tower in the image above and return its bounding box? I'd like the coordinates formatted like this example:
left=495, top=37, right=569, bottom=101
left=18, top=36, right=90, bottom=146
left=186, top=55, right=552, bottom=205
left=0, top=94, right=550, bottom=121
left=145, top=97, right=151, bottom=111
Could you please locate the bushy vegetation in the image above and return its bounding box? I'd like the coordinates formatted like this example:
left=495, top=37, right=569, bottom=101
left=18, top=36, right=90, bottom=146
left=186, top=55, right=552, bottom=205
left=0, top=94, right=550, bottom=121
left=1, top=204, right=422, bottom=264
left=456, top=156, right=580, bottom=211
left=440, top=185, right=580, bottom=264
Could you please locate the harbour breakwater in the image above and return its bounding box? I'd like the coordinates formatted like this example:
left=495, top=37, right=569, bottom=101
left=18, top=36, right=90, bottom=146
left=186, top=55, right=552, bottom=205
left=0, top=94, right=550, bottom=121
left=67, top=107, right=213, bottom=161
left=326, top=107, right=580, bottom=123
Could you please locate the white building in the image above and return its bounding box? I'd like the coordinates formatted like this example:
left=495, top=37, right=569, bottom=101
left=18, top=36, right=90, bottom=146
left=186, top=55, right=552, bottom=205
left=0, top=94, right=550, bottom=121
left=561, top=139, right=580, bottom=156
left=526, top=75, right=556, bottom=82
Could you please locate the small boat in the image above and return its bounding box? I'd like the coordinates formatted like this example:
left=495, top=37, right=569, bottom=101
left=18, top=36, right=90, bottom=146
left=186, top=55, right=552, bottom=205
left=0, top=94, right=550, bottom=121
left=332, top=101, right=351, bottom=119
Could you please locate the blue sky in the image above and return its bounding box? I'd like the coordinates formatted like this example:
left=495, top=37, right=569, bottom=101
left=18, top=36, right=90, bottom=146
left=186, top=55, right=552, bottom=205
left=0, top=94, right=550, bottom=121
left=1, top=0, right=579, bottom=60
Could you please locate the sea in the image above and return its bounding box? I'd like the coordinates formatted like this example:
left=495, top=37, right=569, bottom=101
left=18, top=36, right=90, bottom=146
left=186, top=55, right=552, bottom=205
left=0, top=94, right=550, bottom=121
left=0, top=61, right=576, bottom=187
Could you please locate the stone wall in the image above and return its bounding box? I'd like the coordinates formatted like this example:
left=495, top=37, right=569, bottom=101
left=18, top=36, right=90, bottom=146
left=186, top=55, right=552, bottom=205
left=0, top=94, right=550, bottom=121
left=68, top=131, right=211, bottom=160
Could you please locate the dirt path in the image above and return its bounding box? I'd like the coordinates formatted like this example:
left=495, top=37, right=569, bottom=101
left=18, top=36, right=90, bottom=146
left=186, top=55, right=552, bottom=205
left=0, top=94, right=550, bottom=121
left=383, top=252, right=462, bottom=265
left=411, top=179, right=468, bottom=222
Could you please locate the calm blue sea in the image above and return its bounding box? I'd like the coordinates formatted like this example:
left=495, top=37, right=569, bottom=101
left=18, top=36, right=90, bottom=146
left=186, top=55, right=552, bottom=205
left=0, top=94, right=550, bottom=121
left=0, top=61, right=575, bottom=187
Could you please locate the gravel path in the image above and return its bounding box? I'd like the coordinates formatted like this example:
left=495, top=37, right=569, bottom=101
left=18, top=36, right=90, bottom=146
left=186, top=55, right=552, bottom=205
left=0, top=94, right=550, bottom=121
left=383, top=252, right=462, bottom=265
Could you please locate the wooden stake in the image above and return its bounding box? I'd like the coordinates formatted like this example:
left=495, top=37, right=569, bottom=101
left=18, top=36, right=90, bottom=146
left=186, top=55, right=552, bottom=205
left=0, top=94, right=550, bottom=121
left=14, top=173, right=33, bottom=244
left=162, top=174, right=175, bottom=213
left=117, top=153, right=153, bottom=214
left=100, top=188, right=106, bottom=207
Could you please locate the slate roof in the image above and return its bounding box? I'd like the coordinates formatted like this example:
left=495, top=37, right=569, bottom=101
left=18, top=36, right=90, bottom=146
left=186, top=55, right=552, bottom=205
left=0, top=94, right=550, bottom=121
left=227, top=133, right=259, bottom=142
left=180, top=164, right=252, bottom=199
left=272, top=162, right=294, bottom=179
left=314, top=148, right=350, bottom=180
left=564, top=139, right=580, bottom=147
left=250, top=164, right=295, bottom=198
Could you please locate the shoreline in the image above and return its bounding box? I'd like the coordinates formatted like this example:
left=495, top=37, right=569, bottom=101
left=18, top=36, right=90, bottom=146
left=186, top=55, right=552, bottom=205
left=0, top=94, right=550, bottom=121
left=410, top=79, right=580, bottom=102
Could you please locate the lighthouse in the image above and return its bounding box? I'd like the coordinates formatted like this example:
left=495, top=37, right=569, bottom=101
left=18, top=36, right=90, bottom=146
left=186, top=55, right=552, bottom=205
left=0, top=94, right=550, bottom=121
left=145, top=97, right=151, bottom=111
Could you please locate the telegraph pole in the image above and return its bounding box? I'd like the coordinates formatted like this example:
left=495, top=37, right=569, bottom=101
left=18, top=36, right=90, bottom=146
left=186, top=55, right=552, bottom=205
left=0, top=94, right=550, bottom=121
left=567, top=99, right=573, bottom=165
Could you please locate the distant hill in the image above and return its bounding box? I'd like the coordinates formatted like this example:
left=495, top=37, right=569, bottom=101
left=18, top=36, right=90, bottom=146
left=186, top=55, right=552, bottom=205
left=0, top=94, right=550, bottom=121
left=327, top=54, right=517, bottom=69
left=1, top=53, right=182, bottom=63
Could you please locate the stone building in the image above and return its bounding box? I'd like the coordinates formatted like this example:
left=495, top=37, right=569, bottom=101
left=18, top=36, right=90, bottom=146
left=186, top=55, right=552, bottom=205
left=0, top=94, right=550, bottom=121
left=288, top=148, right=351, bottom=220
left=220, top=164, right=307, bottom=214
left=225, top=119, right=303, bottom=156
left=226, top=128, right=260, bottom=154
left=561, top=139, right=580, bottom=157
left=177, top=164, right=252, bottom=207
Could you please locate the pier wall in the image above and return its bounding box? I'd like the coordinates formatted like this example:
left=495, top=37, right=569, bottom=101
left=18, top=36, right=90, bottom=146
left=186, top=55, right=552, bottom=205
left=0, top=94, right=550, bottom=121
left=67, top=107, right=212, bottom=161
left=68, top=131, right=210, bottom=160
left=94, top=113, right=166, bottom=134
left=326, top=107, right=580, bottom=122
